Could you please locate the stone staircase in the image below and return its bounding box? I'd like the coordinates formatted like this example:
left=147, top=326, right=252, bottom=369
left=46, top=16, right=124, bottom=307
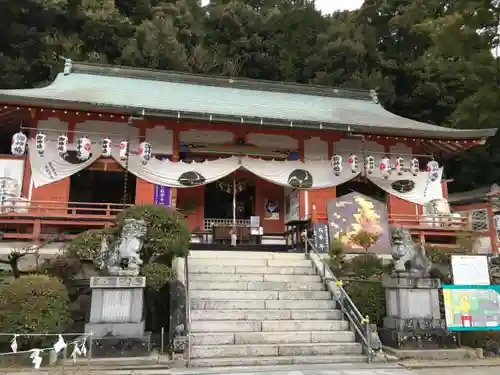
left=187, top=250, right=366, bottom=367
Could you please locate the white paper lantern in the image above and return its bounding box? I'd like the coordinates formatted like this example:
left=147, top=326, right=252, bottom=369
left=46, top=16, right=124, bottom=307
left=11, top=132, right=27, bottom=156
left=76, top=136, right=91, bottom=161
left=427, top=160, right=440, bottom=182
left=35, top=132, right=48, bottom=156
left=364, top=155, right=375, bottom=175
left=394, top=157, right=404, bottom=175
left=119, top=140, right=129, bottom=161
left=57, top=134, right=68, bottom=157
left=348, top=154, right=359, bottom=173
left=101, top=137, right=112, bottom=157
left=410, top=157, right=419, bottom=176
left=379, top=157, right=392, bottom=179
left=138, top=141, right=152, bottom=165
left=331, top=155, right=343, bottom=176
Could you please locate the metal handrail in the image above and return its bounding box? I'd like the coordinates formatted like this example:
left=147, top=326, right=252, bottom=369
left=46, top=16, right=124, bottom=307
left=305, top=238, right=373, bottom=362
left=184, top=256, right=192, bottom=367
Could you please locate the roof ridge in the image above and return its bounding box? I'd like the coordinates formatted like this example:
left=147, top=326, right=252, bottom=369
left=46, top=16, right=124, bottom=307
left=70, top=62, right=375, bottom=101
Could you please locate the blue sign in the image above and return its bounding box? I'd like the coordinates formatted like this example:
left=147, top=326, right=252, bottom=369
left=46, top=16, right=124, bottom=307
left=154, top=185, right=171, bottom=206
left=443, top=285, right=500, bottom=331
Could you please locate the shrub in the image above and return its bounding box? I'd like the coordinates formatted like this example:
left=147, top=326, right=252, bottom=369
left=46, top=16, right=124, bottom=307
left=326, top=238, right=346, bottom=275
left=116, top=205, right=190, bottom=265
left=344, top=253, right=385, bottom=279
left=63, top=228, right=115, bottom=262
left=143, top=263, right=176, bottom=290
left=345, top=280, right=386, bottom=325
left=0, top=275, right=70, bottom=348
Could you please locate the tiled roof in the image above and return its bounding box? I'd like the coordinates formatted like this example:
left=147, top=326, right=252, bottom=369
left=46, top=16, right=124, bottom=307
left=0, top=62, right=495, bottom=139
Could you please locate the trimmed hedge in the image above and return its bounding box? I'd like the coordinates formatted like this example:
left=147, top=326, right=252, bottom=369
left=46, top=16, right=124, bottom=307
left=0, top=275, right=70, bottom=348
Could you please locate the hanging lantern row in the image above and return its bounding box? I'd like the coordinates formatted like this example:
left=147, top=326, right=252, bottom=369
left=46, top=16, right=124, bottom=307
left=330, top=154, right=440, bottom=181
left=11, top=132, right=153, bottom=165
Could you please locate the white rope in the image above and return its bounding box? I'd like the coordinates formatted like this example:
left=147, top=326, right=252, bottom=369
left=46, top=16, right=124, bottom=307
left=0, top=333, right=91, bottom=369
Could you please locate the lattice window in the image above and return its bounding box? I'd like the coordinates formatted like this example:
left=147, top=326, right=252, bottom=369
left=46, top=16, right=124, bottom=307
left=471, top=209, right=489, bottom=232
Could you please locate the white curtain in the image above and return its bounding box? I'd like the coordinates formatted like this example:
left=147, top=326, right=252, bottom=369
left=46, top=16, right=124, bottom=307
left=111, top=151, right=241, bottom=188
left=240, top=156, right=359, bottom=189
left=29, top=140, right=101, bottom=188
left=367, top=168, right=444, bottom=205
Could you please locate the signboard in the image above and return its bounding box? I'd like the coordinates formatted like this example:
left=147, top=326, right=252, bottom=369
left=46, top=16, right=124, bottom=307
left=311, top=223, right=329, bottom=253
left=443, top=285, right=500, bottom=331
left=154, top=185, right=171, bottom=206
left=451, top=255, right=490, bottom=285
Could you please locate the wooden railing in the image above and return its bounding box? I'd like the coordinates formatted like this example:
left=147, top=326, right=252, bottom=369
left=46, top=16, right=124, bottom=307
left=0, top=200, right=133, bottom=241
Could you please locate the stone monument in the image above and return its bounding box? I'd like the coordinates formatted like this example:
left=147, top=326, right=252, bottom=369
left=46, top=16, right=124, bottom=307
left=85, top=218, right=151, bottom=356
left=379, top=227, right=449, bottom=349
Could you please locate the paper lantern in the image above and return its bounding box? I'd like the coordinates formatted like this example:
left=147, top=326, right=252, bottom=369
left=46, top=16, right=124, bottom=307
left=364, top=155, right=375, bottom=175
left=57, top=134, right=68, bottom=157
left=119, top=140, right=129, bottom=161
left=76, top=136, right=91, bottom=161
left=11, top=132, right=27, bottom=156
left=331, top=155, right=343, bottom=176
left=410, top=157, right=419, bottom=176
left=101, top=137, right=112, bottom=157
left=379, top=157, right=392, bottom=179
left=138, top=141, right=152, bottom=165
left=426, top=160, right=440, bottom=182
left=35, top=132, right=48, bottom=156
left=348, top=154, right=359, bottom=173
left=394, top=157, right=404, bottom=175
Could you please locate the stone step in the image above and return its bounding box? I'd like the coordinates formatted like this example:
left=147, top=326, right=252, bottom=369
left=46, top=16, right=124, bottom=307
left=189, top=273, right=321, bottom=283
left=190, top=309, right=341, bottom=321
left=191, top=331, right=355, bottom=345
left=189, top=281, right=324, bottom=291
left=190, top=290, right=331, bottom=300
left=189, top=257, right=313, bottom=268
left=262, top=320, right=348, bottom=332
left=191, top=320, right=262, bottom=333
left=191, top=342, right=362, bottom=359
left=190, top=299, right=336, bottom=310
left=189, top=354, right=367, bottom=367
left=189, top=251, right=307, bottom=260
left=189, top=265, right=315, bottom=275
left=191, top=319, right=348, bottom=333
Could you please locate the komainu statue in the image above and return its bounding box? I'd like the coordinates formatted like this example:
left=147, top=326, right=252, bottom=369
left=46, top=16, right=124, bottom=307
left=389, top=226, right=430, bottom=277
left=97, top=218, right=148, bottom=276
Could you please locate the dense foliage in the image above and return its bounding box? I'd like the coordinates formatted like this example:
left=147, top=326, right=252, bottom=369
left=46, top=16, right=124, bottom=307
left=3, top=0, right=500, bottom=190
left=0, top=275, right=70, bottom=347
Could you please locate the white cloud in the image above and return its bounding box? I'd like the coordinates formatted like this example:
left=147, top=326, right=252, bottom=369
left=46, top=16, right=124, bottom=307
left=199, top=0, right=364, bottom=14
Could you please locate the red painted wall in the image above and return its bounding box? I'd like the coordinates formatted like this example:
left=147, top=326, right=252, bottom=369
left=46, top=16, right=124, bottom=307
left=135, top=178, right=155, bottom=204
left=308, top=188, right=336, bottom=223
left=176, top=186, right=204, bottom=231
left=31, top=178, right=70, bottom=214
left=256, top=178, right=285, bottom=233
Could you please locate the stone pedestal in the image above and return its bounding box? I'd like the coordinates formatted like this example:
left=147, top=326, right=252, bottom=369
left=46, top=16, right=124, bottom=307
left=379, top=274, right=454, bottom=349
left=85, top=276, right=151, bottom=357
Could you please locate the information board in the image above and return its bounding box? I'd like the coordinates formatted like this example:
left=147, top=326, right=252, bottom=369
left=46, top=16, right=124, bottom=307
left=443, top=285, right=500, bottom=331
left=451, top=255, right=490, bottom=285
left=311, top=223, right=329, bottom=253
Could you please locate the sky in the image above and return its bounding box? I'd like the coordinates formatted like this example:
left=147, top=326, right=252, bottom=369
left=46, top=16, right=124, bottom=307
left=200, top=0, right=365, bottom=14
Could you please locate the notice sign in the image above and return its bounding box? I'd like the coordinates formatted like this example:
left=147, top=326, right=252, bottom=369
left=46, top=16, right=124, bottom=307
left=451, top=255, right=490, bottom=285
left=443, top=285, right=500, bottom=331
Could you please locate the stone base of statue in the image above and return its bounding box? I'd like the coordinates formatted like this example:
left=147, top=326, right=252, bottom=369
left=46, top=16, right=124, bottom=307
left=85, top=276, right=151, bottom=357
left=378, top=274, right=457, bottom=349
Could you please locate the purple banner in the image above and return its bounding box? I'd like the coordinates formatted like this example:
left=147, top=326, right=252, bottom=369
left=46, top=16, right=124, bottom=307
left=154, top=185, right=171, bottom=206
